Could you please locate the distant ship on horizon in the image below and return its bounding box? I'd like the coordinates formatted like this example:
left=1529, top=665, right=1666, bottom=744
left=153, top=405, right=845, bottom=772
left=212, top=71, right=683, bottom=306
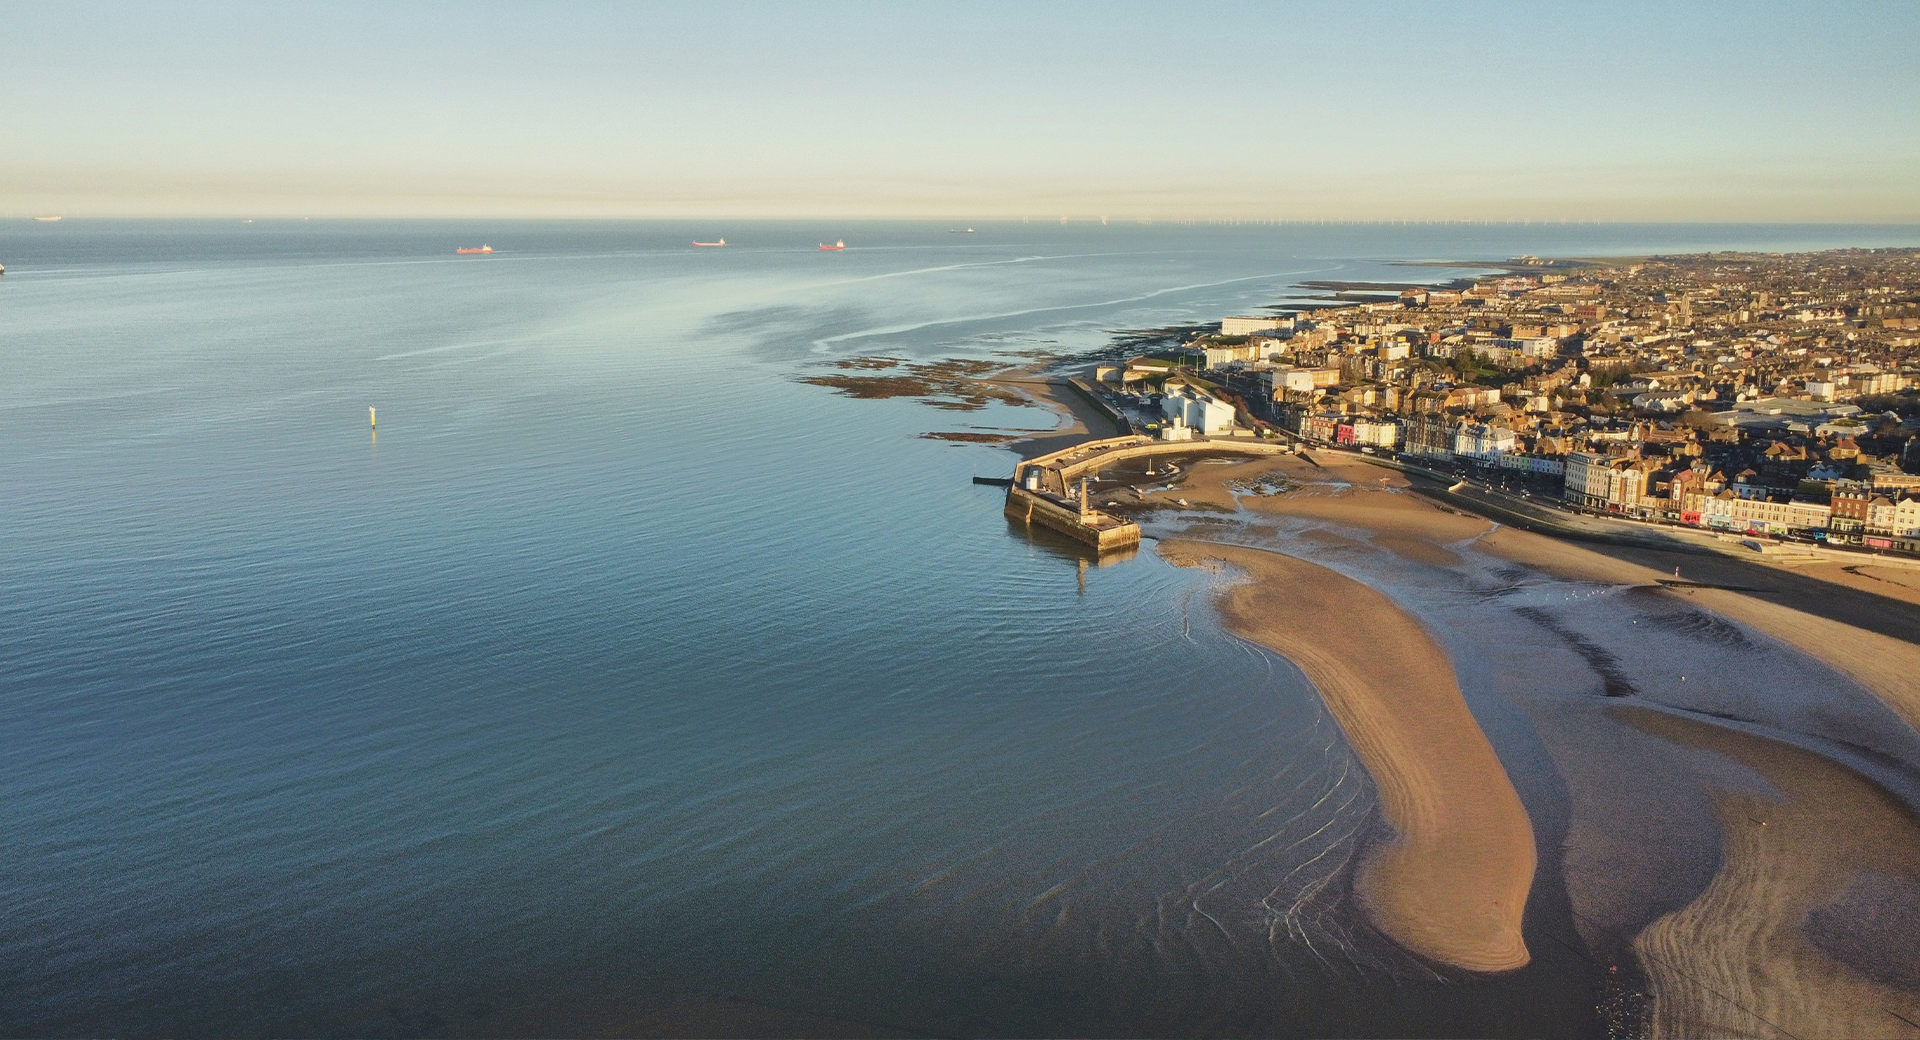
left=692, top=238, right=725, bottom=247
left=819, top=240, right=846, bottom=251
left=949, top=227, right=974, bottom=233
left=456, top=245, right=493, bottom=254
left=33, top=215, right=61, bottom=222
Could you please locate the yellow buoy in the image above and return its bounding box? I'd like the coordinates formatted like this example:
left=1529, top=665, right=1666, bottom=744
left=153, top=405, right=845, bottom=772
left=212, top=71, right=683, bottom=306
left=370, top=406, right=376, bottom=429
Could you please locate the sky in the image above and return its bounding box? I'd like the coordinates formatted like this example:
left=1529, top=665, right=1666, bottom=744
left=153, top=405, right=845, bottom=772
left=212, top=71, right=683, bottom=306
left=4, top=1, right=1918, bottom=221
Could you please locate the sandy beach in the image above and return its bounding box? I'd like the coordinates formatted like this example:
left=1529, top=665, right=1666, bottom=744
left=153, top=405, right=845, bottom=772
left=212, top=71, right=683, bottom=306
left=1110, top=448, right=1920, bottom=1037
left=985, top=371, right=1125, bottom=460
left=1473, top=524, right=1920, bottom=743
left=1627, top=708, right=1920, bottom=1040
left=1792, top=559, right=1920, bottom=607
left=1156, top=538, right=1536, bottom=974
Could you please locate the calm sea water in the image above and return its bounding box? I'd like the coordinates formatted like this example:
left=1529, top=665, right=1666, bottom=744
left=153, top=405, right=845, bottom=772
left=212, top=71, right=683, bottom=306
left=4, top=220, right=1916, bottom=1038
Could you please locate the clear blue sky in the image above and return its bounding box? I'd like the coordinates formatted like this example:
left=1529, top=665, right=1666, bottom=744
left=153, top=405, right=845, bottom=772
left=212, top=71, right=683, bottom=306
left=5, top=1, right=1917, bottom=220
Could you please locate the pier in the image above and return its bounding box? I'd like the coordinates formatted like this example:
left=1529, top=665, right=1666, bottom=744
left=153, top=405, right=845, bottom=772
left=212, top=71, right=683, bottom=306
left=1005, top=481, right=1142, bottom=552
left=1004, top=435, right=1295, bottom=552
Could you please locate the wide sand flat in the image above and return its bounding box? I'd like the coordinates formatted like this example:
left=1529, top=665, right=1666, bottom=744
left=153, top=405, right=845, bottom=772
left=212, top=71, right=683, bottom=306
left=1476, top=524, right=1920, bottom=741
left=1153, top=451, right=1920, bottom=747
left=1628, top=709, right=1920, bottom=1040
left=1132, top=449, right=1920, bottom=1033
left=1157, top=538, right=1536, bottom=973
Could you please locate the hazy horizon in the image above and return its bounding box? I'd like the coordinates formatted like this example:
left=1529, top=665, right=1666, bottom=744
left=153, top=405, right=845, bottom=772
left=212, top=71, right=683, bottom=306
left=5, top=1, right=1918, bottom=222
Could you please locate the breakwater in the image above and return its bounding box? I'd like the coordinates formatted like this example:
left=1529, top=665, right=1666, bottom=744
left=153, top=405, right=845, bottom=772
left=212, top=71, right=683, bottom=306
left=1005, top=435, right=1295, bottom=552
left=1015, top=434, right=1294, bottom=491
left=1005, top=484, right=1142, bottom=551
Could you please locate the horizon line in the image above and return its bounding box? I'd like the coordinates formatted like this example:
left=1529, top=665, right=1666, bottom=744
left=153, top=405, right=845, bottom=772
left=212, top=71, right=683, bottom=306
left=8, top=215, right=1920, bottom=228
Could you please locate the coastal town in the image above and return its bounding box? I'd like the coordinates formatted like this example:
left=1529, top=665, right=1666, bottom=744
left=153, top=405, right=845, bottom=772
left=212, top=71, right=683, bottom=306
left=1086, top=248, right=1920, bottom=556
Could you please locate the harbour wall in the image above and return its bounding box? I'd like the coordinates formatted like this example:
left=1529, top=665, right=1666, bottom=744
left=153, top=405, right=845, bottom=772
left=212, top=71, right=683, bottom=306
left=1014, top=436, right=1294, bottom=494
left=1003, top=436, right=1294, bottom=553
left=1064, top=377, right=1133, bottom=435
left=1004, top=487, right=1142, bottom=552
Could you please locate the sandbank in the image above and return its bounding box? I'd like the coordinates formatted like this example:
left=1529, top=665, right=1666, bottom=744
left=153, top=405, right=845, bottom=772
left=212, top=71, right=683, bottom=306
left=1134, top=450, right=1920, bottom=1031
left=1156, top=538, right=1536, bottom=973
left=1138, top=451, right=1920, bottom=757
left=1126, top=453, right=1496, bottom=543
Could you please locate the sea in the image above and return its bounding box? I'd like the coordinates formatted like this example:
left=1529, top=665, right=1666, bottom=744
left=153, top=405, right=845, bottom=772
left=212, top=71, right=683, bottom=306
left=4, top=219, right=1916, bottom=1039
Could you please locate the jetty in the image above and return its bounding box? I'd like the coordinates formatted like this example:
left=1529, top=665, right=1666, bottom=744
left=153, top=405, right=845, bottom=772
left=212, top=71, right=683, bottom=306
left=1004, top=434, right=1294, bottom=552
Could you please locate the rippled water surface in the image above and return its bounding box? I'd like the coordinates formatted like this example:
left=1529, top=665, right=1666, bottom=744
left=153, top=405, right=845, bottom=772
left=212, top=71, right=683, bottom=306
left=4, top=220, right=1915, bottom=1037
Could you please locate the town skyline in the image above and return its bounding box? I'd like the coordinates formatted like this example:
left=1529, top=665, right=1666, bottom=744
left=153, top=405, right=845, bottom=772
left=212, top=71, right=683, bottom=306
left=1094, top=247, right=1920, bottom=550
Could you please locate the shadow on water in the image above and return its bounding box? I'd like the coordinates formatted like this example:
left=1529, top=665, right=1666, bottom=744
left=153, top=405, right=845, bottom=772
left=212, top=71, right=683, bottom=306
left=1003, top=513, right=1140, bottom=569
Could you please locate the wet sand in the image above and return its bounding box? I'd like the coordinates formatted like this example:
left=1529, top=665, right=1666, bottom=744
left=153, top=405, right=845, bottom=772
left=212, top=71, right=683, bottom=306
left=1134, top=451, right=1920, bottom=753
left=1628, top=709, right=1920, bottom=1040
left=1474, top=524, right=1920, bottom=741
left=1156, top=538, right=1536, bottom=974
left=986, top=371, right=1124, bottom=460
left=1436, top=480, right=1920, bottom=646
left=1127, top=449, right=1920, bottom=1036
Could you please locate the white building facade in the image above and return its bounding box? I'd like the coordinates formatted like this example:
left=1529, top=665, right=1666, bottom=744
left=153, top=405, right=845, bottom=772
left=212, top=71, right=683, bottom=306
left=1160, top=383, right=1237, bottom=435
left=1350, top=418, right=1401, bottom=449
left=1221, top=316, right=1290, bottom=337
left=1454, top=423, right=1518, bottom=461
left=1563, top=452, right=1614, bottom=509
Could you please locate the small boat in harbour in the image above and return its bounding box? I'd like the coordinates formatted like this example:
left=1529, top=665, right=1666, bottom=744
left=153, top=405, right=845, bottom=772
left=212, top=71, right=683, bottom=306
left=818, top=240, right=846, bottom=251
left=692, top=238, right=726, bottom=247
left=456, top=245, right=493, bottom=254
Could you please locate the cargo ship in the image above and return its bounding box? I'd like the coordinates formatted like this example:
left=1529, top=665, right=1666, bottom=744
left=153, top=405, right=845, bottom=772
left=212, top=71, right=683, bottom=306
left=692, top=238, right=725, bottom=247
left=818, top=240, right=845, bottom=251
left=456, top=245, right=493, bottom=254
